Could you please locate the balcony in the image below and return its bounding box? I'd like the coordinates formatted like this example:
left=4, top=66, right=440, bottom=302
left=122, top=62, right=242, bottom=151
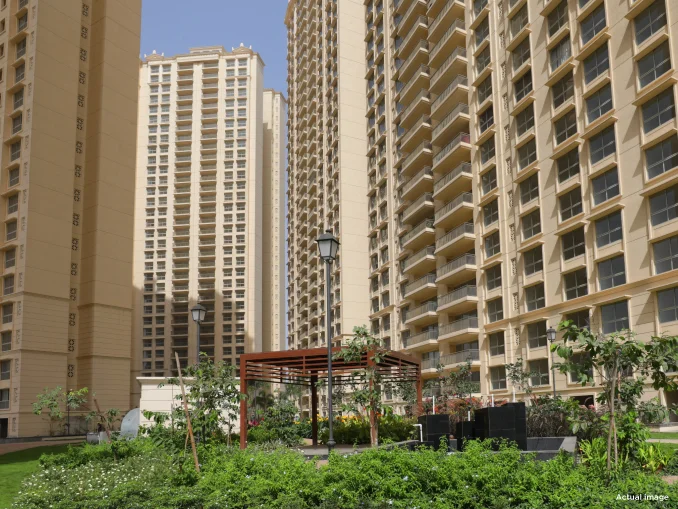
left=435, top=222, right=475, bottom=256
left=402, top=245, right=436, bottom=275
left=403, top=328, right=439, bottom=352
left=400, top=116, right=432, bottom=152
left=437, top=285, right=478, bottom=314
left=436, top=253, right=477, bottom=286
left=433, top=162, right=472, bottom=200
left=432, top=132, right=471, bottom=170
left=438, top=316, right=479, bottom=342
left=400, top=141, right=432, bottom=176
left=441, top=349, right=480, bottom=368
left=429, top=18, right=466, bottom=68
left=404, top=300, right=438, bottom=326
left=431, top=104, right=469, bottom=146
left=430, top=47, right=467, bottom=94
left=400, top=218, right=435, bottom=251
left=403, top=272, right=437, bottom=300
left=401, top=166, right=433, bottom=200
left=402, top=192, right=434, bottom=225
left=434, top=192, right=474, bottom=229
left=395, top=42, right=429, bottom=84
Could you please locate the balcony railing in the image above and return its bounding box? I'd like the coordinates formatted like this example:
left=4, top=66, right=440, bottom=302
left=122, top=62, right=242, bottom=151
left=402, top=166, right=432, bottom=195
left=437, top=253, right=476, bottom=278
left=432, top=104, right=469, bottom=139
left=401, top=218, right=434, bottom=246
left=439, top=285, right=477, bottom=307
left=439, top=316, right=479, bottom=336
left=431, top=47, right=467, bottom=85
left=434, top=162, right=472, bottom=194
left=403, top=246, right=435, bottom=272
left=436, top=222, right=474, bottom=250
left=433, top=133, right=470, bottom=167
left=404, top=273, right=436, bottom=295
left=434, top=192, right=473, bottom=221
left=403, top=192, right=433, bottom=218
left=429, top=19, right=465, bottom=59
left=441, top=349, right=480, bottom=366
left=404, top=328, right=438, bottom=348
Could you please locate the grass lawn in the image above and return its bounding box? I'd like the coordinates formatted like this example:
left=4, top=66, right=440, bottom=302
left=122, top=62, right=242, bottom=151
left=649, top=432, right=678, bottom=440
left=0, top=445, right=73, bottom=509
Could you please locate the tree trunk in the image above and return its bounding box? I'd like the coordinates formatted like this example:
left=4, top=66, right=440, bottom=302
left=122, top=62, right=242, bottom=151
left=607, top=373, right=616, bottom=473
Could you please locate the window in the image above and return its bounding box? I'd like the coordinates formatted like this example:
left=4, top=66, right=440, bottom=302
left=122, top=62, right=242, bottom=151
left=479, top=106, right=494, bottom=133
left=553, top=72, right=574, bottom=109
left=645, top=135, right=678, bottom=179
left=488, top=297, right=503, bottom=322
left=516, top=104, right=534, bottom=136
left=2, top=303, right=11, bottom=324
left=581, top=4, right=606, bottom=45
left=595, top=210, right=623, bottom=247
left=515, top=71, right=533, bottom=102
left=658, top=286, right=678, bottom=322
left=484, top=199, right=499, bottom=226
left=524, top=246, right=543, bottom=275
left=526, top=283, right=546, bottom=310
left=489, top=332, right=505, bottom=356
left=476, top=18, right=489, bottom=47
left=491, top=366, right=507, bottom=390
left=1, top=331, right=10, bottom=352
left=5, top=221, right=16, bottom=241
left=650, top=185, right=678, bottom=225
left=485, top=231, right=501, bottom=258
left=562, top=227, right=586, bottom=259
left=560, top=187, right=583, bottom=221
left=480, top=137, right=495, bottom=164
left=642, top=88, right=675, bottom=133
left=478, top=77, right=492, bottom=104
left=565, top=268, right=588, bottom=299
left=481, top=167, right=497, bottom=194
left=0, top=360, right=9, bottom=380
left=555, top=109, right=577, bottom=144
left=14, top=62, right=24, bottom=83
left=598, top=255, right=626, bottom=290
left=522, top=209, right=541, bottom=239
left=557, top=149, right=580, bottom=183
left=12, top=89, right=22, bottom=110
left=477, top=46, right=491, bottom=74
left=513, top=37, right=531, bottom=71
left=0, top=388, right=8, bottom=409
left=550, top=36, right=571, bottom=72
left=520, top=173, right=539, bottom=204
left=518, top=139, right=537, bottom=169
left=566, top=310, right=591, bottom=329
left=638, top=42, right=671, bottom=88
left=600, top=300, right=629, bottom=333
left=654, top=235, right=678, bottom=273
left=6, top=194, right=18, bottom=214
left=3, top=275, right=14, bottom=295
left=529, top=359, right=550, bottom=386
left=4, top=249, right=15, bottom=269
left=584, top=44, right=609, bottom=84
left=9, top=141, right=20, bottom=161
left=11, top=114, right=21, bottom=135
left=586, top=84, right=613, bottom=123
left=528, top=321, right=548, bottom=348
left=548, top=1, right=568, bottom=37
left=592, top=168, right=620, bottom=205
left=486, top=264, right=502, bottom=290
left=635, top=0, right=666, bottom=45
left=590, top=125, right=616, bottom=165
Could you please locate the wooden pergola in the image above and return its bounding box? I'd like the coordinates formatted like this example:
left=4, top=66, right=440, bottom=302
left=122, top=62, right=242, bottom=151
left=239, top=347, right=422, bottom=449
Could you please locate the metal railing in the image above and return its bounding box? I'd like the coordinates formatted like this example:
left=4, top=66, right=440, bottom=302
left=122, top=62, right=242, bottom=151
left=435, top=222, right=474, bottom=250
left=434, top=192, right=473, bottom=221
left=432, top=133, right=470, bottom=167
left=437, top=253, right=476, bottom=278
left=439, top=316, right=479, bottom=336
left=439, top=285, right=477, bottom=307
left=432, top=104, right=469, bottom=139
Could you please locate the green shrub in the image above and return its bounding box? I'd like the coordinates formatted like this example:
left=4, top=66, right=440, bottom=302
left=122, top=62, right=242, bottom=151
left=318, top=414, right=415, bottom=445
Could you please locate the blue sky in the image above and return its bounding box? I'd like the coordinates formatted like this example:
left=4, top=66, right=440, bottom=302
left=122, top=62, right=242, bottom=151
left=140, top=0, right=289, bottom=95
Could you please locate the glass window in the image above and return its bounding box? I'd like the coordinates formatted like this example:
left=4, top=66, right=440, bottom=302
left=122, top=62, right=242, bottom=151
left=586, top=84, right=613, bottom=123
left=511, top=5, right=529, bottom=38
left=477, top=46, right=491, bottom=74
left=563, top=227, right=586, bottom=259
left=657, top=286, right=678, bottom=323
left=528, top=321, right=548, bottom=348
left=4, top=249, right=15, bottom=269
left=513, top=37, right=531, bottom=71
left=590, top=125, right=616, bottom=165
left=654, top=235, right=678, bottom=273
left=518, top=138, right=537, bottom=169
left=482, top=167, right=497, bottom=194
left=520, top=173, right=539, bottom=204
left=592, top=168, right=620, bottom=205
left=557, top=149, right=580, bottom=183
left=565, top=310, right=591, bottom=329
left=565, top=268, right=588, bottom=299
left=1, top=331, right=10, bottom=352
left=635, top=0, right=666, bottom=45
left=524, top=246, right=543, bottom=275
left=649, top=185, right=678, bottom=226
left=476, top=18, right=490, bottom=47
left=638, top=42, right=671, bottom=88
left=584, top=44, right=609, bottom=84
left=560, top=187, right=583, bottom=220
left=516, top=104, right=535, bottom=136
left=580, top=4, right=606, bottom=45
left=645, top=134, right=678, bottom=179
left=515, top=71, right=533, bottom=102
left=529, top=359, right=550, bottom=386
left=555, top=109, right=577, bottom=144
left=595, top=210, right=623, bottom=247
left=548, top=1, right=568, bottom=37
left=479, top=105, right=494, bottom=133
left=489, top=332, right=505, bottom=356
left=485, top=231, right=501, bottom=258
left=550, top=36, right=571, bottom=72
left=0, top=360, right=9, bottom=380
left=522, top=209, right=541, bottom=239
left=526, top=282, right=546, bottom=310
left=484, top=199, right=499, bottom=226
left=488, top=298, right=504, bottom=322
left=553, top=72, right=574, bottom=108
left=486, top=264, right=502, bottom=290
left=491, top=366, right=507, bottom=389
left=600, top=300, right=629, bottom=333
left=642, top=88, right=675, bottom=134
left=481, top=137, right=496, bottom=164
left=478, top=77, right=492, bottom=104
left=598, top=255, right=626, bottom=290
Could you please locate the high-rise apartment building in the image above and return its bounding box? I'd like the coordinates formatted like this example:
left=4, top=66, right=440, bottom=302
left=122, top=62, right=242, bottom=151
left=285, top=0, right=370, bottom=357
left=466, top=0, right=678, bottom=406
left=131, top=46, right=286, bottom=403
left=0, top=0, right=141, bottom=437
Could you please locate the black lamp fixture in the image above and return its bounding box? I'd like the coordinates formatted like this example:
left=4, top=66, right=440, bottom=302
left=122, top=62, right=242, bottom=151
left=191, top=303, right=206, bottom=363
left=316, top=230, right=340, bottom=263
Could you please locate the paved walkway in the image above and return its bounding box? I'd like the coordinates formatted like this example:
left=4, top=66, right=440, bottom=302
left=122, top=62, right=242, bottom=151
left=0, top=439, right=83, bottom=456
left=648, top=439, right=678, bottom=444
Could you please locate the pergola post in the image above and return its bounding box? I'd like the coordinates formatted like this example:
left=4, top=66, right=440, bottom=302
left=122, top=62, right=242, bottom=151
left=416, top=369, right=423, bottom=415
left=311, top=375, right=318, bottom=446
left=239, top=359, right=247, bottom=450
left=367, top=351, right=377, bottom=447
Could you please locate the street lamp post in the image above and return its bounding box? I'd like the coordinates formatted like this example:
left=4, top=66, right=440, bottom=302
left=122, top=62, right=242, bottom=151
left=316, top=230, right=340, bottom=454
left=547, top=326, right=557, bottom=398
left=191, top=303, right=207, bottom=443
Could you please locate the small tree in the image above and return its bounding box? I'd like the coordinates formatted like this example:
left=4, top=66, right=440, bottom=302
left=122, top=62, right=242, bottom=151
left=32, top=386, right=88, bottom=436
left=333, top=326, right=387, bottom=446
left=505, top=357, right=536, bottom=398
left=556, top=323, right=678, bottom=473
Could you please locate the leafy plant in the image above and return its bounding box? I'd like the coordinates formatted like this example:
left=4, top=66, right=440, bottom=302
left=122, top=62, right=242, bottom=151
left=638, top=397, right=670, bottom=425
left=505, top=357, right=536, bottom=397
left=580, top=437, right=609, bottom=477
left=32, top=386, right=89, bottom=436
left=637, top=442, right=671, bottom=473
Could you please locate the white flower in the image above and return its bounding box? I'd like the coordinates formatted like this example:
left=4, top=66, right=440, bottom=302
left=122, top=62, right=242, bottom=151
left=403, top=475, right=409, bottom=481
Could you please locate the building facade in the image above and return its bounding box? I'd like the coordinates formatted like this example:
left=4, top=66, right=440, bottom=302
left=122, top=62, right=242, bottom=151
left=0, top=0, right=141, bottom=437
left=131, top=46, right=285, bottom=404
left=285, top=0, right=370, bottom=362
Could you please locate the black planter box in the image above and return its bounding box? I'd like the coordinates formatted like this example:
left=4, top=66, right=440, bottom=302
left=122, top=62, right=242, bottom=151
left=418, top=414, right=451, bottom=437
left=455, top=421, right=474, bottom=451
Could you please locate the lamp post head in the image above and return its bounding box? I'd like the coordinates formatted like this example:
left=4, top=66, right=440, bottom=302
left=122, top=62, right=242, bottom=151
left=191, top=303, right=207, bottom=324
left=547, top=326, right=557, bottom=342
left=316, top=230, right=340, bottom=263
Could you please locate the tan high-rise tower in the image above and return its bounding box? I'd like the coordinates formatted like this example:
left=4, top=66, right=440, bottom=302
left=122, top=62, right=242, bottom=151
left=131, top=46, right=286, bottom=403
left=285, top=0, right=370, bottom=372
left=0, top=0, right=141, bottom=437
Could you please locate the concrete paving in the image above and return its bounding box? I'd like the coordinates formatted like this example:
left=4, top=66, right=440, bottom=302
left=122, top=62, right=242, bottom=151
left=0, top=439, right=84, bottom=456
